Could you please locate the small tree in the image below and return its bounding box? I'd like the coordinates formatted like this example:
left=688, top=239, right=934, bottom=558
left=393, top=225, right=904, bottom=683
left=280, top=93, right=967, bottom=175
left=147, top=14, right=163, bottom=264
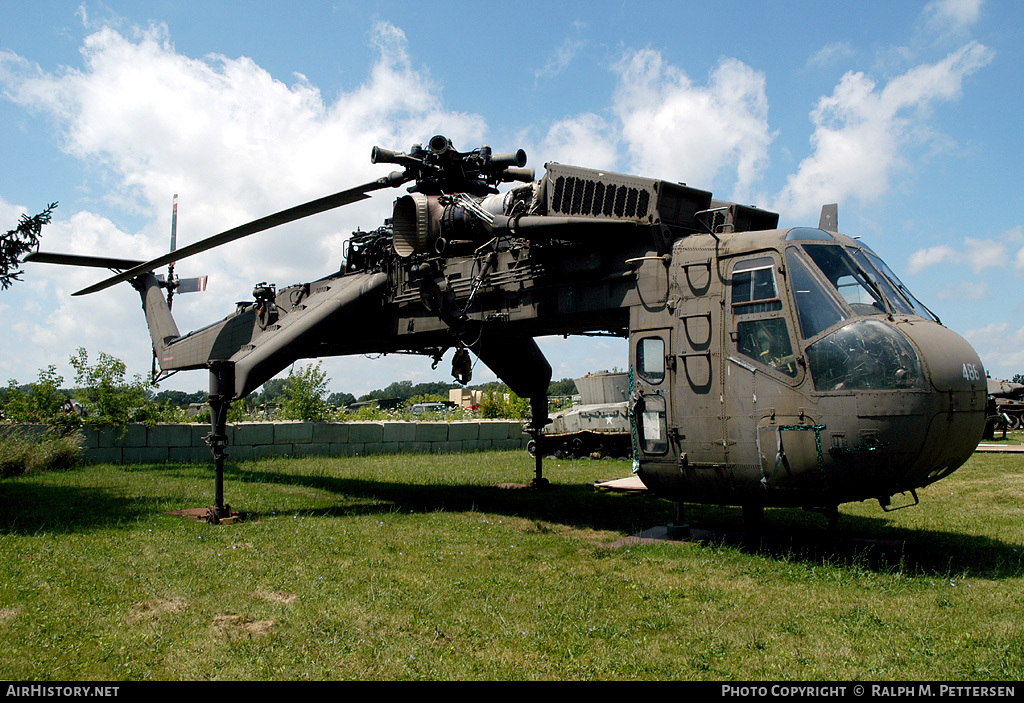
left=479, top=384, right=530, bottom=419
left=1, top=366, right=78, bottom=429
left=1, top=203, right=57, bottom=290
left=69, top=348, right=154, bottom=426
left=279, top=362, right=330, bottom=421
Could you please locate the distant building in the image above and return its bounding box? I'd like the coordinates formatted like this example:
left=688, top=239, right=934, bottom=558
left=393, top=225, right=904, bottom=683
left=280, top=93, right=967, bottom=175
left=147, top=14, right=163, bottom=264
left=449, top=388, right=483, bottom=409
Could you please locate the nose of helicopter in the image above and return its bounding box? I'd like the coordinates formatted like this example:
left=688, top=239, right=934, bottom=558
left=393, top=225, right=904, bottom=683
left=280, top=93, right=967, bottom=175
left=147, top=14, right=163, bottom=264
left=893, top=319, right=987, bottom=488
left=814, top=318, right=987, bottom=505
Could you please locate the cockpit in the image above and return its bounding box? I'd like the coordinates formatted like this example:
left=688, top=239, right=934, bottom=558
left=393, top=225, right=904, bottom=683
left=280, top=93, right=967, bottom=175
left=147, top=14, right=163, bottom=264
left=731, top=228, right=938, bottom=393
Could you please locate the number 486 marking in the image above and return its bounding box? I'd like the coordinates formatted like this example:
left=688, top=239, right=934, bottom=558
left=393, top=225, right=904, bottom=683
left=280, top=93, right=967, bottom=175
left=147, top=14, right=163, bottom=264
left=963, top=363, right=981, bottom=381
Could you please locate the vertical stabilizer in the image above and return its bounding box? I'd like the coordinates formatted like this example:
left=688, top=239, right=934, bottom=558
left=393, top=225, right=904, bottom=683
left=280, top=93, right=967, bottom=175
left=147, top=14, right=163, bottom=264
left=133, top=272, right=181, bottom=363
left=819, top=203, right=838, bottom=231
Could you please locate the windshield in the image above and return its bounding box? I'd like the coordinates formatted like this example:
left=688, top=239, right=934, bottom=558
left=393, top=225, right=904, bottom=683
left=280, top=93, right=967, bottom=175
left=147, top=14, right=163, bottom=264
left=802, top=244, right=888, bottom=316
left=806, top=320, right=925, bottom=391
left=847, top=248, right=914, bottom=316
left=861, top=248, right=939, bottom=322
left=786, top=248, right=847, bottom=340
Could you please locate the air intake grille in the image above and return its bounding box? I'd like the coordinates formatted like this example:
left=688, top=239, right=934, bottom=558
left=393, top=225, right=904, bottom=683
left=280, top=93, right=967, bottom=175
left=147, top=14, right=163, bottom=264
left=551, top=175, right=652, bottom=220
left=543, top=163, right=711, bottom=230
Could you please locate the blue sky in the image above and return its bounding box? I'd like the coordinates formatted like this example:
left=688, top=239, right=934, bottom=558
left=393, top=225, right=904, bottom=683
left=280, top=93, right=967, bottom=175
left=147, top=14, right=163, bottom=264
left=1, top=0, right=1022, bottom=396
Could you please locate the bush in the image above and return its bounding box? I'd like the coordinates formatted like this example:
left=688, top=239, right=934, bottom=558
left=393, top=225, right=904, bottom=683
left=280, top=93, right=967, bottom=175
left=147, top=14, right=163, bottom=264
left=69, top=348, right=155, bottom=427
left=479, top=385, right=530, bottom=419
left=0, top=426, right=82, bottom=477
left=279, top=362, right=330, bottom=421
left=2, top=366, right=81, bottom=431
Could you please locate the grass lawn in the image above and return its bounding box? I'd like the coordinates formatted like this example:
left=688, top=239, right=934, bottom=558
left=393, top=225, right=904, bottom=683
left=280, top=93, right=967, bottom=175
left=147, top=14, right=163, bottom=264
left=0, top=450, right=1021, bottom=680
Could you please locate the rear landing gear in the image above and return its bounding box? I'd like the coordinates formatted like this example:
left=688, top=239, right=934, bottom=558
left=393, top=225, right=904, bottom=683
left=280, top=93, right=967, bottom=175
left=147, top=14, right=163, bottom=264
left=204, top=361, right=239, bottom=523
left=528, top=396, right=550, bottom=489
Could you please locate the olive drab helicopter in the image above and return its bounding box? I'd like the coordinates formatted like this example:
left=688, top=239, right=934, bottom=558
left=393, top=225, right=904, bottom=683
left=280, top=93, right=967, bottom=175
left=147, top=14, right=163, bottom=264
left=26, top=135, right=988, bottom=527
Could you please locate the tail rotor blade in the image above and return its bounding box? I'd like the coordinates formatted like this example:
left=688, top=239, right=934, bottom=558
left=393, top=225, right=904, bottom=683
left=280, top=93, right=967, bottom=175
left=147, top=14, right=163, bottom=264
left=170, top=194, right=178, bottom=255
left=175, top=276, right=208, bottom=294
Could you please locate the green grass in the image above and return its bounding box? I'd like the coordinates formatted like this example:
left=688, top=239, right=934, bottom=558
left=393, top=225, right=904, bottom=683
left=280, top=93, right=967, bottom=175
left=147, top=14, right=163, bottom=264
left=980, top=428, right=1024, bottom=445
left=0, top=450, right=1021, bottom=680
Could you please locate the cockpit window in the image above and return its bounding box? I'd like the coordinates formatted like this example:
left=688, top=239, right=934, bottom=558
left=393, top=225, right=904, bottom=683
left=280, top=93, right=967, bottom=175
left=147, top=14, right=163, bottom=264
left=861, top=249, right=939, bottom=322
left=847, top=248, right=914, bottom=316
left=731, top=256, right=798, bottom=377
left=786, top=227, right=834, bottom=241
left=786, top=249, right=847, bottom=340
left=731, top=256, right=782, bottom=313
left=736, top=318, right=798, bottom=377
left=802, top=245, right=887, bottom=316
left=806, top=320, right=925, bottom=391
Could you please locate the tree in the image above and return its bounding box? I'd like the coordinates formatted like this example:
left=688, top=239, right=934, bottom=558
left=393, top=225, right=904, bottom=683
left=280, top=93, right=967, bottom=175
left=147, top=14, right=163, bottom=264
left=69, top=347, right=154, bottom=426
left=548, top=377, right=577, bottom=396
left=152, top=389, right=207, bottom=407
left=1, top=203, right=57, bottom=290
left=256, top=378, right=287, bottom=404
left=1, top=366, right=76, bottom=427
left=479, top=384, right=530, bottom=419
left=327, top=391, right=356, bottom=408
left=279, top=362, right=330, bottom=421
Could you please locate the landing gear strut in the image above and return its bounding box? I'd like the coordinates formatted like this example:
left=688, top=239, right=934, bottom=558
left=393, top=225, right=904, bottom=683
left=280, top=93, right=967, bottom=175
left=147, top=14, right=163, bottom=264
left=528, top=395, right=549, bottom=488
left=204, top=361, right=238, bottom=523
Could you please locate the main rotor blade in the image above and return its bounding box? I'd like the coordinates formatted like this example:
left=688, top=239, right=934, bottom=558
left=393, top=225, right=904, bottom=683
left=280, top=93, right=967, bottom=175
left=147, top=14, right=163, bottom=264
left=24, top=251, right=147, bottom=270
left=73, top=174, right=405, bottom=296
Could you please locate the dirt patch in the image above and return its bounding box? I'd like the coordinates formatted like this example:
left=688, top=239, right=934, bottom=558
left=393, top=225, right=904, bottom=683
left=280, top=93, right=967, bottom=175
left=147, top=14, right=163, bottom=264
left=0, top=607, right=17, bottom=621
left=212, top=615, right=274, bottom=639
left=128, top=597, right=187, bottom=623
left=256, top=589, right=298, bottom=605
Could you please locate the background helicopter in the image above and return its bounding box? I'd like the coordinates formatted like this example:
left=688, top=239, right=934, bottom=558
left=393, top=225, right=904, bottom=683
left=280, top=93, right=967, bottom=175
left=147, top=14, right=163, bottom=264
left=27, top=135, right=988, bottom=526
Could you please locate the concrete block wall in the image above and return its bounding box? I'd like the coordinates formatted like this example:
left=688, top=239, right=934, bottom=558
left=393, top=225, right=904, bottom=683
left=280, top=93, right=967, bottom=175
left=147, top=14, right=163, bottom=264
left=67, top=420, right=528, bottom=464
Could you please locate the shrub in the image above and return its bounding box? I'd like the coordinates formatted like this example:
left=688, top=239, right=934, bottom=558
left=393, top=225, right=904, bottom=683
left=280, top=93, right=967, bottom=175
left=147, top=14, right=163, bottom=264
left=279, top=362, right=330, bottom=421
left=2, top=366, right=81, bottom=430
left=69, top=348, right=154, bottom=427
left=479, top=385, right=530, bottom=419
left=0, top=426, right=82, bottom=477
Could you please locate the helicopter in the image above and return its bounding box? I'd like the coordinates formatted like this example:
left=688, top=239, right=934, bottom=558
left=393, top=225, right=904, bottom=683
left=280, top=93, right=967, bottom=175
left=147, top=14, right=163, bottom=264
left=26, top=134, right=988, bottom=527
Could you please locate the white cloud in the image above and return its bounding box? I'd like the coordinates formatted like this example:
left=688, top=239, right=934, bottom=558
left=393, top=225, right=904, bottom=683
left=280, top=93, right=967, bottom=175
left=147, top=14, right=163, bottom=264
left=613, top=52, right=773, bottom=201
left=2, top=21, right=485, bottom=238
left=963, top=236, right=1005, bottom=273
left=536, top=113, right=620, bottom=171
left=534, top=24, right=587, bottom=83
left=965, top=321, right=1024, bottom=378
left=933, top=280, right=991, bottom=301
left=773, top=42, right=993, bottom=219
left=924, top=0, right=985, bottom=33
left=807, top=42, right=856, bottom=69
left=0, top=20, right=488, bottom=390
left=908, top=244, right=958, bottom=274
left=908, top=227, right=1023, bottom=275
left=532, top=49, right=775, bottom=199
